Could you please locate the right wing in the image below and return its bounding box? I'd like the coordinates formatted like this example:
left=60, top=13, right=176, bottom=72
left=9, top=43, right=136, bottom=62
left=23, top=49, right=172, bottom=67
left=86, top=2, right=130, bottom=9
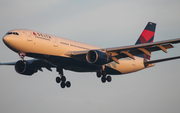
left=64, top=38, right=180, bottom=63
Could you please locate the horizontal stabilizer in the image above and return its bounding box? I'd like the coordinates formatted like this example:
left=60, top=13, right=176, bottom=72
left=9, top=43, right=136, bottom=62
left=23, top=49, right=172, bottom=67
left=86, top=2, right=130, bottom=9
left=144, top=56, right=180, bottom=65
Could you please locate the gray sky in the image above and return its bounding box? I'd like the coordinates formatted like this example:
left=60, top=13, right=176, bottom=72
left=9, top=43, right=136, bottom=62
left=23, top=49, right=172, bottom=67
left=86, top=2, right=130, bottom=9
left=0, top=0, right=180, bottom=113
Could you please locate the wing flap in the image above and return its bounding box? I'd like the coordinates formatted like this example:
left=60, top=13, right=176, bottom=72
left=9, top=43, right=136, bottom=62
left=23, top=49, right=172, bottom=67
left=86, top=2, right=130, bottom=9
left=156, top=45, right=167, bottom=53
left=138, top=48, right=151, bottom=57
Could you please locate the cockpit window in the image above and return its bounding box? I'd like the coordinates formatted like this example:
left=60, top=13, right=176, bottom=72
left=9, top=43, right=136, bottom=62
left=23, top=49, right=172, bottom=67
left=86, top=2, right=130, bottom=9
left=6, top=32, right=19, bottom=35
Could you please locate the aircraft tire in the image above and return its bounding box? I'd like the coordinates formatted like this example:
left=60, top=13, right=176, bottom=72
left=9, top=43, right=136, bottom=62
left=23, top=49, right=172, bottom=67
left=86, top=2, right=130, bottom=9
left=101, top=76, right=106, bottom=83
left=66, top=81, right=71, bottom=88
left=97, top=71, right=101, bottom=78
left=61, top=82, right=66, bottom=88
left=107, top=76, right=112, bottom=82
left=56, top=76, right=61, bottom=83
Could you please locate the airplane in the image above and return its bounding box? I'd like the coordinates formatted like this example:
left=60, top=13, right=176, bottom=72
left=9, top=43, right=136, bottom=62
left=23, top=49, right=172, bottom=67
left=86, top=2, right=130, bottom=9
left=1, top=22, right=180, bottom=89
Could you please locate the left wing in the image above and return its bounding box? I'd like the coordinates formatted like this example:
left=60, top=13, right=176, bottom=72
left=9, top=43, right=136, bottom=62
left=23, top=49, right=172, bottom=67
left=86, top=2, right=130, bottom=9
left=0, top=59, right=55, bottom=72
left=0, top=62, right=16, bottom=65
left=64, top=38, right=180, bottom=63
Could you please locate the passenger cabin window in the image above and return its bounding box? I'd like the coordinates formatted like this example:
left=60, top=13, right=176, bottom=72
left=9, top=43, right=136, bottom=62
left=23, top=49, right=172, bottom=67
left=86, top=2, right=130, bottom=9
left=6, top=32, right=19, bottom=35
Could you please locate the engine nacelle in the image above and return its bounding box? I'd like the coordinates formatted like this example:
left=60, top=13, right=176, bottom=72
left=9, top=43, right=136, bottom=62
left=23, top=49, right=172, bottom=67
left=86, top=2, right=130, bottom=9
left=15, top=60, right=37, bottom=75
left=86, top=50, right=108, bottom=65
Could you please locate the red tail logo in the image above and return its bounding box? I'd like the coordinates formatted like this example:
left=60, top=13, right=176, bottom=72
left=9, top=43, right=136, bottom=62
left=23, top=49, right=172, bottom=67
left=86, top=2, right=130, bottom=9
left=135, top=22, right=156, bottom=60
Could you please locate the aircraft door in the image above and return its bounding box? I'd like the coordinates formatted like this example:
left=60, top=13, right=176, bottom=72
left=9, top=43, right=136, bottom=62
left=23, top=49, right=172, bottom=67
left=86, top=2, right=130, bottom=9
left=53, top=37, right=58, bottom=47
left=26, top=31, right=33, bottom=41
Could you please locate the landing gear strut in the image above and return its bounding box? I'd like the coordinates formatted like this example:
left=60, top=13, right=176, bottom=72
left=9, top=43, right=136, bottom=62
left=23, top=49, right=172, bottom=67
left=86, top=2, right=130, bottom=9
left=56, top=68, right=71, bottom=88
left=96, top=71, right=112, bottom=83
left=19, top=53, right=26, bottom=61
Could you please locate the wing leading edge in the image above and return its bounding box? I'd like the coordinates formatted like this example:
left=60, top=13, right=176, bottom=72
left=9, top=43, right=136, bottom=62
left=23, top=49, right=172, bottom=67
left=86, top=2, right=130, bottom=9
left=64, top=38, right=180, bottom=61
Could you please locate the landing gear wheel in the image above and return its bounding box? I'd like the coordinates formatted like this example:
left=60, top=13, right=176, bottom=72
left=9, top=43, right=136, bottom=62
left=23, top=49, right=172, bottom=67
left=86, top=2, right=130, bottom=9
left=107, top=76, right=112, bottom=82
left=56, top=77, right=61, bottom=83
left=61, top=82, right=66, bottom=88
left=56, top=68, right=71, bottom=89
left=97, top=71, right=101, bottom=78
left=66, top=81, right=71, bottom=88
left=101, top=76, right=106, bottom=83
left=61, top=76, right=66, bottom=82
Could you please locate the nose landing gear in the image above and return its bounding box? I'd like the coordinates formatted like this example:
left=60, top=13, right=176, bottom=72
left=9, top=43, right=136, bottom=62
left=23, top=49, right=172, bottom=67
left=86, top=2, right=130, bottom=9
left=18, top=53, right=26, bottom=61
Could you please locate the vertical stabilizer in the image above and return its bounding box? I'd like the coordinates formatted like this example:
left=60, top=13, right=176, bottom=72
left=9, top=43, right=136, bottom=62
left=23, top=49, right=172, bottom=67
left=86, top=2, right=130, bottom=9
left=135, top=22, right=156, bottom=60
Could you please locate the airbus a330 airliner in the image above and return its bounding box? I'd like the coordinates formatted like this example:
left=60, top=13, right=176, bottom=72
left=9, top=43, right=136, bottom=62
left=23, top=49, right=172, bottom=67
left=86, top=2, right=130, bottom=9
left=1, top=22, right=180, bottom=88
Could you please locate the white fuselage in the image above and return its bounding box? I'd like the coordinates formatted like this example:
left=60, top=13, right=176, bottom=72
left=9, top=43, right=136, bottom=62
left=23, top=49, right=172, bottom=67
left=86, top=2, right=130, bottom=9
left=3, top=29, right=153, bottom=75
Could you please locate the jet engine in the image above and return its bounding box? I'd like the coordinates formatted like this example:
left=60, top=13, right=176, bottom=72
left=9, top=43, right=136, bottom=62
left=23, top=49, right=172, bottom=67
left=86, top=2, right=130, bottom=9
left=15, top=60, right=38, bottom=75
left=86, top=50, right=109, bottom=65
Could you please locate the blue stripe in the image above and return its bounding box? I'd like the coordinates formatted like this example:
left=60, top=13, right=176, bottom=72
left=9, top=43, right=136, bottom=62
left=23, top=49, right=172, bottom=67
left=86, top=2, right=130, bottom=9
left=105, top=66, right=122, bottom=75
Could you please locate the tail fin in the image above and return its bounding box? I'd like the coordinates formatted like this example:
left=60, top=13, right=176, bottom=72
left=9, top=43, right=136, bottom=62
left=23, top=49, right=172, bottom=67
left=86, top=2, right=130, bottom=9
left=135, top=22, right=156, bottom=60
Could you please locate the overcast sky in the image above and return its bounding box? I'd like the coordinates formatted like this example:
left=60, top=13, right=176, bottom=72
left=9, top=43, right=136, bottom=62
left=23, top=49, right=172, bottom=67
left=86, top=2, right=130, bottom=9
left=1, top=0, right=180, bottom=113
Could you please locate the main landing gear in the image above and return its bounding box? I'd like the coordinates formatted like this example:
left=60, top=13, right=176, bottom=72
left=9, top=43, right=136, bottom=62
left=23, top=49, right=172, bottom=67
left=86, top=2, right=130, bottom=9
left=56, top=68, right=71, bottom=88
left=96, top=71, right=112, bottom=83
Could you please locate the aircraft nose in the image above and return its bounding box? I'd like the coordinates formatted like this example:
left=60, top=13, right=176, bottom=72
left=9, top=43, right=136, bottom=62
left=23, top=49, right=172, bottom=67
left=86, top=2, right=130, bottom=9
left=2, top=35, right=16, bottom=48
left=3, top=35, right=10, bottom=44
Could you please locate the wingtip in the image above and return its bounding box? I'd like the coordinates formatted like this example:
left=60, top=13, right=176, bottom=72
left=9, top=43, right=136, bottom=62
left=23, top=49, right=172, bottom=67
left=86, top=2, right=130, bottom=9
left=148, top=21, right=156, bottom=25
